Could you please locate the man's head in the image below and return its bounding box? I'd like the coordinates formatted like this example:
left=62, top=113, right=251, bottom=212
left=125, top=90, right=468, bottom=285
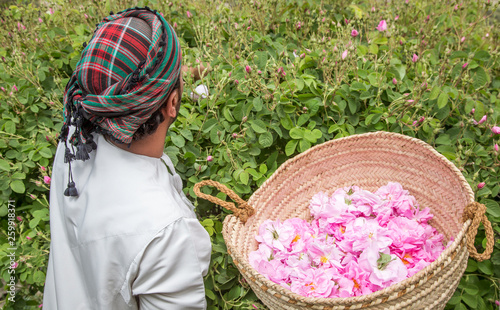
left=61, top=7, right=182, bottom=147
left=59, top=8, right=181, bottom=196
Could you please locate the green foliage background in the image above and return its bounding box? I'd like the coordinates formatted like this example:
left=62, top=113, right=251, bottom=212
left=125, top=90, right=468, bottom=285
left=0, top=0, right=499, bottom=309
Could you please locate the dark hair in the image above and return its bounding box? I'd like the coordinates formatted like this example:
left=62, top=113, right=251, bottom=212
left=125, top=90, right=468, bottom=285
left=131, top=77, right=181, bottom=141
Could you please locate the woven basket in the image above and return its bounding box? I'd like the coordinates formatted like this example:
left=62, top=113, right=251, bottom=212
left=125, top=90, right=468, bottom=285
left=194, top=131, right=494, bottom=310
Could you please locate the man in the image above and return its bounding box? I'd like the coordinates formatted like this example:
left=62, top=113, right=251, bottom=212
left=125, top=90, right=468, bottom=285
left=43, top=8, right=211, bottom=309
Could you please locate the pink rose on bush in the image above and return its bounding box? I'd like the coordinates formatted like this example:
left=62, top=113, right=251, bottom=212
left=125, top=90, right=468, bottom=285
left=376, top=20, right=387, bottom=31
left=342, top=50, right=348, bottom=60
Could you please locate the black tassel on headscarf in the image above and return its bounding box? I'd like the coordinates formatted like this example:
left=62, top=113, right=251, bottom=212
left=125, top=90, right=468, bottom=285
left=64, top=181, right=78, bottom=197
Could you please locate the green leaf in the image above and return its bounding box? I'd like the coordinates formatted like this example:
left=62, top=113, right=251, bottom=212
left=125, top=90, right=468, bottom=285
left=377, top=252, right=394, bottom=270
left=285, top=140, right=298, bottom=156
left=349, top=4, right=364, bottom=19
left=473, top=51, right=490, bottom=62
left=351, top=82, right=366, bottom=92
left=450, top=51, right=468, bottom=59
left=483, top=199, right=500, bottom=217
left=390, top=64, right=406, bottom=80
left=38, top=70, right=46, bottom=82
left=0, top=159, right=10, bottom=171
left=252, top=97, right=263, bottom=111
left=311, top=129, right=322, bottom=140
left=280, top=116, right=293, bottom=130
left=171, top=134, right=185, bottom=148
left=369, top=44, right=378, bottom=55
left=297, top=114, right=310, bottom=127
left=337, top=100, right=347, bottom=112
left=180, top=129, right=194, bottom=141
left=454, top=302, right=467, bottom=310
left=461, top=293, right=477, bottom=309
left=477, top=280, right=493, bottom=297
left=4, top=121, right=16, bottom=134
left=304, top=130, right=318, bottom=143
left=33, top=271, right=45, bottom=284
left=283, top=105, right=296, bottom=113
left=492, top=248, right=500, bottom=265
left=465, top=259, right=477, bottom=272
left=365, top=114, right=375, bottom=126
left=206, top=289, right=216, bottom=300
left=201, top=218, right=214, bottom=226
left=464, top=285, right=479, bottom=296
left=295, top=78, right=304, bottom=91
left=39, top=147, right=52, bottom=159
left=12, top=172, right=26, bottom=180
left=10, top=180, right=25, bottom=193
left=298, top=139, right=311, bottom=153
left=246, top=168, right=261, bottom=179
left=357, top=45, right=368, bottom=56
left=477, top=260, right=494, bottom=275
left=258, top=132, right=273, bottom=148
left=305, top=98, right=321, bottom=116
left=289, top=128, right=304, bottom=139
left=70, top=55, right=80, bottom=70
left=367, top=72, right=380, bottom=87
left=345, top=123, right=355, bottom=135
left=223, top=107, right=235, bottom=122
left=429, top=86, right=441, bottom=100
left=255, top=51, right=268, bottom=69
left=202, top=118, right=218, bottom=133
left=448, top=296, right=462, bottom=306
left=435, top=135, right=451, bottom=145
left=328, top=124, right=340, bottom=134
left=473, top=101, right=485, bottom=119
left=227, top=285, right=242, bottom=300
left=360, top=91, right=373, bottom=100
left=209, top=128, right=221, bottom=144
left=348, top=99, right=358, bottom=114
left=476, top=296, right=487, bottom=310
left=250, top=120, right=267, bottom=133
left=472, top=67, right=489, bottom=89
left=372, top=37, right=387, bottom=45
left=0, top=204, right=7, bottom=217
left=370, top=114, right=382, bottom=124
left=239, top=171, right=249, bottom=185
left=447, top=295, right=461, bottom=306
left=437, top=92, right=449, bottom=109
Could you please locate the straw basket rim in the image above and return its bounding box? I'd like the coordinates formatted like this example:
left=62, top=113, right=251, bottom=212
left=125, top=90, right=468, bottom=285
left=223, top=131, right=474, bottom=306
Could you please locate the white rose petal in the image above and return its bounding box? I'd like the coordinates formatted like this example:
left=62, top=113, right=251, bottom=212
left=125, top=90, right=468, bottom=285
left=189, top=84, right=209, bottom=101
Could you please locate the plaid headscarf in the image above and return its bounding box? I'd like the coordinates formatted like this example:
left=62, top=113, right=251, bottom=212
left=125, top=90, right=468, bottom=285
left=60, top=7, right=182, bottom=197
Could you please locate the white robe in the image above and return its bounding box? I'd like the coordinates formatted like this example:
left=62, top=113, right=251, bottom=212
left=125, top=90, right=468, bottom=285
left=42, top=134, right=211, bottom=309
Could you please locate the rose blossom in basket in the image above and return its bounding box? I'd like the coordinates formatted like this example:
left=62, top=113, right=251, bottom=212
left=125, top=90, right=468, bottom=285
left=249, top=182, right=447, bottom=298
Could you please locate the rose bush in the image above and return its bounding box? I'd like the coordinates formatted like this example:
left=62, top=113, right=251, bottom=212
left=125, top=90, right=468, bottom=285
left=0, top=0, right=499, bottom=309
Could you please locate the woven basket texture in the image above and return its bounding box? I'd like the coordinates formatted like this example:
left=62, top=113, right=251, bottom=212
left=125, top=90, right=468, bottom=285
left=222, top=131, right=474, bottom=310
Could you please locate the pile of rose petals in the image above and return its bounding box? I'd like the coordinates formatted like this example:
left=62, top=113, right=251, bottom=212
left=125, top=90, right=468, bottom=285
left=249, top=182, right=449, bottom=298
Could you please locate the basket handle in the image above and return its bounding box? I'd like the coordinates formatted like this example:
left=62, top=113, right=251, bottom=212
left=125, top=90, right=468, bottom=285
left=462, top=202, right=495, bottom=262
left=194, top=180, right=255, bottom=223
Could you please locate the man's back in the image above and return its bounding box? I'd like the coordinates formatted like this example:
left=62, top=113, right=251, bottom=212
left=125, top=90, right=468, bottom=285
left=43, top=134, right=211, bottom=309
